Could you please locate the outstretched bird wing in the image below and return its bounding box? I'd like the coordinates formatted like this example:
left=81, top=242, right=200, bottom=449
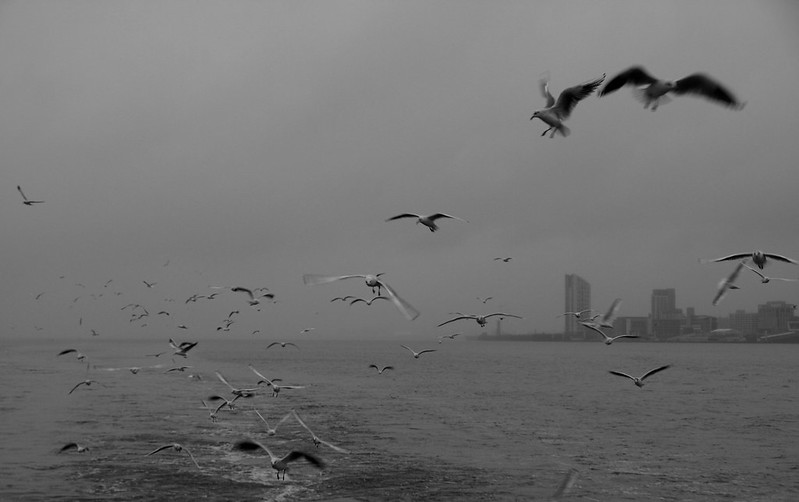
left=764, top=253, right=799, bottom=265
left=640, top=365, right=671, bottom=380
left=385, top=213, right=421, bottom=222
left=673, top=73, right=743, bottom=108
left=553, top=74, right=605, bottom=118
left=600, top=66, right=658, bottom=96
left=428, top=213, right=468, bottom=223
left=608, top=370, right=636, bottom=381
left=539, top=78, right=555, bottom=108
left=302, top=274, right=365, bottom=285
left=437, top=315, right=472, bottom=327
left=281, top=450, right=326, bottom=468
left=231, top=286, right=255, bottom=300
left=376, top=279, right=420, bottom=320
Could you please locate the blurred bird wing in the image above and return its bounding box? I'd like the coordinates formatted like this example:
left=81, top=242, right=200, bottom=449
left=17, top=185, right=29, bottom=200
left=248, top=365, right=272, bottom=385
left=764, top=253, right=799, bottom=265
left=146, top=444, right=176, bottom=456
left=58, top=348, right=78, bottom=356
left=673, top=73, right=742, bottom=108
left=429, top=213, right=467, bottom=223
left=233, top=439, right=274, bottom=459
left=282, top=450, right=325, bottom=468
left=231, top=287, right=255, bottom=300
left=385, top=213, right=420, bottom=222
left=302, top=274, right=365, bottom=285
left=539, top=78, right=555, bottom=108
left=377, top=280, right=420, bottom=320
left=600, top=66, right=658, bottom=96
left=602, top=298, right=622, bottom=323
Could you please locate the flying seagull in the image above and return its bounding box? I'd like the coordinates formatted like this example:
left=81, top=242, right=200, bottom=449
left=400, top=344, right=437, bottom=359
left=232, top=439, right=324, bottom=480
left=741, top=262, right=798, bottom=284
left=168, top=338, right=198, bottom=358
left=266, top=341, right=299, bottom=350
left=292, top=410, right=349, bottom=453
left=17, top=185, right=44, bottom=205
left=437, top=312, right=522, bottom=328
left=368, top=364, right=394, bottom=374
left=68, top=379, right=104, bottom=395
left=712, top=260, right=747, bottom=306
left=701, top=250, right=798, bottom=270
left=531, top=74, right=605, bottom=137
left=254, top=410, right=294, bottom=436
left=385, top=212, right=468, bottom=232
left=57, top=348, right=89, bottom=369
left=579, top=321, right=639, bottom=345
left=215, top=371, right=259, bottom=398
left=58, top=442, right=90, bottom=454
left=146, top=443, right=201, bottom=470
left=599, top=66, right=744, bottom=111
left=609, top=365, right=671, bottom=388
left=593, top=298, right=622, bottom=329
left=330, top=296, right=356, bottom=303
left=249, top=365, right=305, bottom=397
left=349, top=296, right=391, bottom=306
left=231, top=286, right=274, bottom=307
left=557, top=309, right=593, bottom=319
left=303, top=273, right=420, bottom=320
left=493, top=257, right=512, bottom=262
left=438, top=333, right=461, bottom=344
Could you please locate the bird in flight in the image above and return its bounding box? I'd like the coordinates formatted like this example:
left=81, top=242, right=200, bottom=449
left=609, top=365, right=671, bottom=388
left=254, top=410, right=294, bottom=436
left=58, top=442, right=90, bottom=454
left=303, top=273, right=419, bottom=320
left=741, top=262, right=798, bottom=284
left=557, top=309, right=593, bottom=319
left=712, top=260, right=747, bottom=306
left=437, top=312, right=522, bottom=328
left=292, top=410, right=349, bottom=453
left=349, top=296, right=391, bottom=306
left=592, top=298, right=622, bottom=329
left=701, top=250, right=797, bottom=270
left=400, top=344, right=437, bottom=359
left=385, top=212, right=468, bottom=232
left=249, top=365, right=305, bottom=397
left=17, top=185, right=44, bottom=205
left=266, top=341, right=299, bottom=350
left=231, top=286, right=274, bottom=307
left=215, top=371, right=259, bottom=398
left=232, top=439, right=324, bottom=480
left=368, top=364, right=394, bottom=374
left=579, top=321, right=639, bottom=345
left=493, top=257, right=512, bottom=263
left=599, top=66, right=745, bottom=111
left=146, top=443, right=201, bottom=470
left=531, top=73, right=605, bottom=137
left=68, top=379, right=104, bottom=395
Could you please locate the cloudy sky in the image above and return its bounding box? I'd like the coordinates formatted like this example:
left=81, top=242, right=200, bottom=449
left=4, top=1, right=799, bottom=340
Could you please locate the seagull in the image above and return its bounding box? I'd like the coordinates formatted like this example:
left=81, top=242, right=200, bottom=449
left=57, top=349, right=90, bottom=370
left=292, top=410, right=349, bottom=453
left=232, top=439, right=324, bottom=480
left=146, top=443, right=201, bottom=470
left=215, top=371, right=259, bottom=398
left=58, top=442, right=90, bottom=454
left=437, top=333, right=461, bottom=344
left=266, top=341, right=299, bottom=350
left=579, top=321, right=639, bottom=345
left=477, top=296, right=493, bottom=304
left=254, top=410, right=294, bottom=436
left=385, top=212, right=468, bottom=232
left=330, top=296, right=356, bottom=302
left=437, top=312, right=522, bottom=328
left=142, top=280, right=156, bottom=288
left=531, top=74, right=605, bottom=137
left=557, top=309, right=593, bottom=319
left=493, top=257, right=512, bottom=262
left=712, top=260, right=747, bottom=306
left=164, top=366, right=192, bottom=373
left=249, top=365, right=305, bottom=397
left=231, top=286, right=275, bottom=307
left=68, top=379, right=104, bottom=395
left=168, top=338, right=198, bottom=358
left=593, top=298, right=622, bottom=329
left=298, top=328, right=315, bottom=335
left=741, top=262, right=798, bottom=284
left=303, top=273, right=420, bottom=320
left=206, top=393, right=242, bottom=412
left=17, top=185, right=44, bottom=205
left=599, top=66, right=744, bottom=111
left=701, top=250, right=798, bottom=270
left=368, top=364, right=394, bottom=374
left=609, top=365, right=671, bottom=388
left=400, top=344, right=436, bottom=359
left=349, top=296, right=391, bottom=306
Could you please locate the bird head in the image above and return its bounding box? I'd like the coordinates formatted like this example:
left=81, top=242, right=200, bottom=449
left=530, top=111, right=540, bottom=120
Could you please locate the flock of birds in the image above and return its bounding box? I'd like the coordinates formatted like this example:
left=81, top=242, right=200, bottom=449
left=21, top=62, right=798, bottom=499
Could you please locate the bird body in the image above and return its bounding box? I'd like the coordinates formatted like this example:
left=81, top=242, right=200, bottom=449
left=292, top=410, right=349, bottom=453
left=385, top=212, right=467, bottom=232
left=531, top=74, right=605, bottom=137
left=17, top=185, right=44, bottom=205
left=400, top=344, right=436, bottom=359
left=368, top=364, right=394, bottom=374
left=742, top=262, right=798, bottom=283
left=233, top=439, right=324, bottom=480
left=609, top=365, right=671, bottom=388
left=600, top=66, right=744, bottom=110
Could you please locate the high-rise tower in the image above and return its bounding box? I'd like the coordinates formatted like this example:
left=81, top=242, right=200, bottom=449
left=564, top=274, right=591, bottom=336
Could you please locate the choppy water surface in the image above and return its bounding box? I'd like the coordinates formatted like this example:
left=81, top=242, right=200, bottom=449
left=1, top=337, right=797, bottom=501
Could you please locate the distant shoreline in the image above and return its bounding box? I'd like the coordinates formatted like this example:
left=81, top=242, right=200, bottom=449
left=473, top=333, right=799, bottom=344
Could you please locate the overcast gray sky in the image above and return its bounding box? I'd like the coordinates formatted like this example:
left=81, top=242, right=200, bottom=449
left=4, top=1, right=799, bottom=340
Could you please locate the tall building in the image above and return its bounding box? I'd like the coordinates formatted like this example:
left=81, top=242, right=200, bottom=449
left=564, top=274, right=590, bottom=335
left=651, top=288, right=683, bottom=339
left=757, top=301, right=796, bottom=334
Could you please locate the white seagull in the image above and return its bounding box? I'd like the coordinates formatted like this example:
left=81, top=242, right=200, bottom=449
left=400, top=344, right=436, bottom=359
left=712, top=260, right=747, bottom=306
left=579, top=321, right=639, bottom=345
left=368, top=364, right=394, bottom=374
left=292, top=410, right=349, bottom=453
left=349, top=296, right=391, bottom=306
left=58, top=442, right=90, bottom=453
left=701, top=250, right=798, bottom=270
left=146, top=443, right=201, bottom=470
left=593, top=298, right=622, bottom=329
left=254, top=410, right=294, bottom=436
left=249, top=365, right=305, bottom=397
left=742, top=262, right=798, bottom=284
left=557, top=309, right=593, bottom=319
left=68, top=379, right=105, bottom=395
left=267, top=341, right=299, bottom=350
left=303, top=273, right=420, bottom=320
left=599, top=66, right=744, bottom=111
left=231, top=286, right=274, bottom=307
left=385, top=212, right=468, bottom=232
left=57, top=348, right=90, bottom=369
left=437, top=333, right=461, bottom=344
left=215, top=371, right=259, bottom=398
left=609, top=365, right=671, bottom=388
left=168, top=338, right=198, bottom=358
left=17, top=185, right=44, bottom=205
left=437, top=312, right=522, bottom=328
left=232, top=439, right=324, bottom=480
left=531, top=74, right=605, bottom=138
